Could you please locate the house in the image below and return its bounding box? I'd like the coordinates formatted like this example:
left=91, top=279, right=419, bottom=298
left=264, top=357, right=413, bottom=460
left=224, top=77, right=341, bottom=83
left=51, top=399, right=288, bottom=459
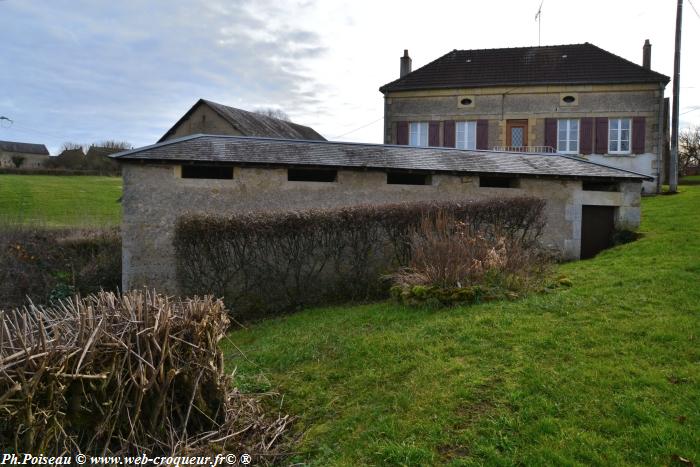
left=0, top=140, right=50, bottom=169
left=111, top=134, right=649, bottom=293
left=379, top=42, right=670, bottom=193
left=158, top=99, right=325, bottom=142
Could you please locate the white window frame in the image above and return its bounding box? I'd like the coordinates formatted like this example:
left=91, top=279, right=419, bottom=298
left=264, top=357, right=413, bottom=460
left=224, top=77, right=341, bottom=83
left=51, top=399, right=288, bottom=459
left=608, top=118, right=632, bottom=155
left=409, top=122, right=429, bottom=147
left=456, top=121, right=477, bottom=150
left=557, top=119, right=579, bottom=154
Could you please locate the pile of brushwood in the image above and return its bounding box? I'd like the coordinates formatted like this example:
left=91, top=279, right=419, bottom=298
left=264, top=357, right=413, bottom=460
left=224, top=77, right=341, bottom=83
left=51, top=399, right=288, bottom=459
left=0, top=291, right=289, bottom=461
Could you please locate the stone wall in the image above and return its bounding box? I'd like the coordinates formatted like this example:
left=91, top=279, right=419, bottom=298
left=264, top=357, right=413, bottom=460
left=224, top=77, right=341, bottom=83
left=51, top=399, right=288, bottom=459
left=382, top=83, right=665, bottom=192
left=162, top=105, right=241, bottom=141
left=120, top=162, right=642, bottom=294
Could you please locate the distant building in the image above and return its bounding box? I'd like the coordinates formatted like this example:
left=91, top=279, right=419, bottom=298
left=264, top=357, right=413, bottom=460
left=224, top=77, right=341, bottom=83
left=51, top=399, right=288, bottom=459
left=158, top=99, right=325, bottom=142
left=379, top=42, right=670, bottom=193
left=0, top=140, right=50, bottom=169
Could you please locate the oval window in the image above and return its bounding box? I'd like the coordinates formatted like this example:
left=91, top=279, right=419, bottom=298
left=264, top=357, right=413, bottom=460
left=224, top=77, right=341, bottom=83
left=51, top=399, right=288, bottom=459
left=562, top=95, right=576, bottom=103
left=460, top=97, right=473, bottom=106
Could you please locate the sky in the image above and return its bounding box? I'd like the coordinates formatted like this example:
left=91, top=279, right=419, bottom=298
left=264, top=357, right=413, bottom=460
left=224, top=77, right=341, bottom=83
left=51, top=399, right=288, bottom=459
left=1, top=0, right=699, bottom=155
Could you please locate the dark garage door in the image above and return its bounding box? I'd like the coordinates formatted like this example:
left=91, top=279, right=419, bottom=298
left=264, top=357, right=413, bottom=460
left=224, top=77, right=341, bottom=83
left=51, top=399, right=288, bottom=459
left=581, top=205, right=616, bottom=259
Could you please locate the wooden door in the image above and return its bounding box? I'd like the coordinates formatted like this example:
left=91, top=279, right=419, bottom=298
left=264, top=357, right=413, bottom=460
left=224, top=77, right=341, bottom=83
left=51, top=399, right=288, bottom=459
left=506, top=119, right=528, bottom=148
left=580, top=205, right=616, bottom=259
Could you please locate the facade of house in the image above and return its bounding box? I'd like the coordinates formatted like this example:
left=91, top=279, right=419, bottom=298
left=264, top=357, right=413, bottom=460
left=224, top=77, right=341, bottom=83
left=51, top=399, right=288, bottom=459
left=158, top=99, right=325, bottom=142
left=379, top=42, right=670, bottom=193
left=112, top=134, right=649, bottom=294
left=0, top=140, right=50, bottom=169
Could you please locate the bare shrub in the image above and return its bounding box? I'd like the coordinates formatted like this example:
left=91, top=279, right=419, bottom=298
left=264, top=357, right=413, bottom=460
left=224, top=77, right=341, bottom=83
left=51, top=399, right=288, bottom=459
left=0, top=290, right=289, bottom=459
left=390, top=209, right=551, bottom=305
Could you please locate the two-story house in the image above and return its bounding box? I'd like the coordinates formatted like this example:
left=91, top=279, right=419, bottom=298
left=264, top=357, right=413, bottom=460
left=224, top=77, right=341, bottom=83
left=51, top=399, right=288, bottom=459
left=379, top=42, right=670, bottom=193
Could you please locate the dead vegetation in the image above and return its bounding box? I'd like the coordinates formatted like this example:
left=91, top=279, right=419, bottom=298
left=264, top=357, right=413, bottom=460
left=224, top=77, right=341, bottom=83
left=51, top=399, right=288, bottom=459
left=0, top=290, right=289, bottom=461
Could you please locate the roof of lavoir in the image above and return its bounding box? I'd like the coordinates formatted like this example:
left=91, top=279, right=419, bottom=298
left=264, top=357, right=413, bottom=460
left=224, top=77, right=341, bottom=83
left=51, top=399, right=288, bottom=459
left=0, top=140, right=49, bottom=155
left=379, top=43, right=670, bottom=93
left=158, top=99, right=326, bottom=142
left=112, top=134, right=651, bottom=181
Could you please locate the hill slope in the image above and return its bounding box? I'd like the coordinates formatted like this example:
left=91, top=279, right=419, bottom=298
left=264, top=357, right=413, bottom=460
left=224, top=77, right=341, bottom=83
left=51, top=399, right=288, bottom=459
left=225, top=186, right=700, bottom=466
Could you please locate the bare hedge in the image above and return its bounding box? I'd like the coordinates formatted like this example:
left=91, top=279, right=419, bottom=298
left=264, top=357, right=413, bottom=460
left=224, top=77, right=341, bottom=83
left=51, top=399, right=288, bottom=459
left=174, top=198, right=546, bottom=319
left=0, top=227, right=121, bottom=308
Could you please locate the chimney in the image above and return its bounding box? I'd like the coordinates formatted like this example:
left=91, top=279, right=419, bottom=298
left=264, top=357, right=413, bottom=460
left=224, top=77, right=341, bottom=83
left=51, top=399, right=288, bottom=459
left=400, top=49, right=412, bottom=78
left=643, top=39, right=651, bottom=69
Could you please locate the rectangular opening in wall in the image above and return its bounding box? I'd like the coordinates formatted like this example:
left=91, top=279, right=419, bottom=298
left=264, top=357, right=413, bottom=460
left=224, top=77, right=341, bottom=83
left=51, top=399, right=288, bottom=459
left=386, top=172, right=432, bottom=185
left=181, top=165, right=234, bottom=179
left=288, top=168, right=337, bottom=182
left=582, top=180, right=620, bottom=192
left=479, top=176, right=519, bottom=188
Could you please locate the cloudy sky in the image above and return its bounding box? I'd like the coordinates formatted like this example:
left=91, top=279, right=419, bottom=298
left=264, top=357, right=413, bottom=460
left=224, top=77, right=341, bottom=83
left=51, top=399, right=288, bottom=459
left=1, top=0, right=699, bottom=154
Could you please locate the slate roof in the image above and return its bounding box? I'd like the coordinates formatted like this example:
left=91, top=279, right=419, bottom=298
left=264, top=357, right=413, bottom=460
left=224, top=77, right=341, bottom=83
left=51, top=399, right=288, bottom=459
left=0, top=140, right=49, bottom=155
left=112, top=134, right=651, bottom=181
left=158, top=99, right=325, bottom=142
left=379, top=43, right=670, bottom=93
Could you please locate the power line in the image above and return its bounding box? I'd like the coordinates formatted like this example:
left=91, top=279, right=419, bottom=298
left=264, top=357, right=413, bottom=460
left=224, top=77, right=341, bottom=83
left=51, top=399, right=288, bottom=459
left=332, top=116, right=383, bottom=139
left=688, top=0, right=700, bottom=18
left=680, top=106, right=700, bottom=115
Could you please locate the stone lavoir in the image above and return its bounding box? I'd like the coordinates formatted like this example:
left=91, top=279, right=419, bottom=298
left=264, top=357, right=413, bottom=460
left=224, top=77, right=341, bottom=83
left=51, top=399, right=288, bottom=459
left=111, top=134, right=650, bottom=293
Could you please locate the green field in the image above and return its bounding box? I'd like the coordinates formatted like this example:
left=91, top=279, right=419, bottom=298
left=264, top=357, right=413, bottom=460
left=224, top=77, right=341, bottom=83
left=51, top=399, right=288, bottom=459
left=0, top=174, right=122, bottom=226
left=225, top=186, right=700, bottom=465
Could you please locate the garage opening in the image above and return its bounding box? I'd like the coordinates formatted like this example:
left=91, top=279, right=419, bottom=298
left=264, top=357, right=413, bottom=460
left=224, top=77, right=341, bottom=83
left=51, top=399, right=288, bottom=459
left=580, top=205, right=616, bottom=259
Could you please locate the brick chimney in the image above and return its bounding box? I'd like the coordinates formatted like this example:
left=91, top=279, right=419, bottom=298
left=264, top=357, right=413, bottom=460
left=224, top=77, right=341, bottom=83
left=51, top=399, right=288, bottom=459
left=400, top=49, right=412, bottom=78
left=643, top=39, right=651, bottom=69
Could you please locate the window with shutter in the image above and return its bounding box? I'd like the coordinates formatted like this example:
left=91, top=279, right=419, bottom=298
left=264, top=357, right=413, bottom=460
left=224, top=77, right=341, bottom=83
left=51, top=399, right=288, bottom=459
left=409, top=122, right=429, bottom=147
left=456, top=121, right=477, bottom=150
left=609, top=118, right=631, bottom=154
left=557, top=119, right=579, bottom=154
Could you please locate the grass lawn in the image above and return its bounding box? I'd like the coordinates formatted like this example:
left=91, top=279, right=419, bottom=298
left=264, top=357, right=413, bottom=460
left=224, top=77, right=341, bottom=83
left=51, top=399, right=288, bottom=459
left=0, top=174, right=122, bottom=226
left=224, top=185, right=700, bottom=466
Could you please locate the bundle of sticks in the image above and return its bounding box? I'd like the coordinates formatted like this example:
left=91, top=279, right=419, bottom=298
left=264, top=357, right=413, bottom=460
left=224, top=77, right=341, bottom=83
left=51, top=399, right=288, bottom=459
left=0, top=290, right=289, bottom=460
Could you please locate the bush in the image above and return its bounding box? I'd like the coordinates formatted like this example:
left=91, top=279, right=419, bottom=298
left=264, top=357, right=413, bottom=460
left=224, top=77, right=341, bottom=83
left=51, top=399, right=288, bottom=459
left=388, top=209, right=551, bottom=307
left=0, top=226, right=121, bottom=308
left=175, top=198, right=546, bottom=319
left=0, top=291, right=289, bottom=459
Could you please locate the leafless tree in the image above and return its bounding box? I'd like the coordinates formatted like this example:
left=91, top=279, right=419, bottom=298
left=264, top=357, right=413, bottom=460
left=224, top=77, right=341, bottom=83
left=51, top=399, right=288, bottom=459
left=679, top=126, right=700, bottom=176
left=254, top=107, right=290, bottom=121
left=60, top=142, right=86, bottom=153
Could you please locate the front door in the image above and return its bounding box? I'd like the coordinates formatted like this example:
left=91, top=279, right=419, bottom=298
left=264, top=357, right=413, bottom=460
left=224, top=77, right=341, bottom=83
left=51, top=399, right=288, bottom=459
left=506, top=119, right=528, bottom=148
left=580, top=205, right=616, bottom=259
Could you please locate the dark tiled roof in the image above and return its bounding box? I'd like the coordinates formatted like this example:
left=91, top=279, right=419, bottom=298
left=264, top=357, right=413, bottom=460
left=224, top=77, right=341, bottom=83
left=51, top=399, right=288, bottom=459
left=158, top=99, right=325, bottom=142
left=0, top=140, right=49, bottom=155
left=379, top=43, right=670, bottom=93
left=112, top=134, right=651, bottom=181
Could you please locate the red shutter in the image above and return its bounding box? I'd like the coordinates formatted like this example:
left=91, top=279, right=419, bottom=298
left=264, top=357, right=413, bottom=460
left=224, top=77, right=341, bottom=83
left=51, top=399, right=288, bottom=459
left=428, top=122, right=440, bottom=147
left=632, top=117, right=646, bottom=154
left=545, top=118, right=557, bottom=151
left=443, top=121, right=455, bottom=147
left=595, top=117, right=608, bottom=154
left=476, top=120, right=488, bottom=149
left=580, top=118, right=593, bottom=155
left=396, top=121, right=408, bottom=145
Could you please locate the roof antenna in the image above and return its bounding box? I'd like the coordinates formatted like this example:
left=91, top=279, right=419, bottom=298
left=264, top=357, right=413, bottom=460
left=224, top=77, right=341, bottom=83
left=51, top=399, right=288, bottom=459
left=535, top=0, right=543, bottom=46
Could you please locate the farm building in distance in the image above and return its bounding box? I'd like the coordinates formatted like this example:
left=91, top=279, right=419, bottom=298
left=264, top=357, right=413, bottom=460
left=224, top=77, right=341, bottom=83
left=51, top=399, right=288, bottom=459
left=0, top=140, right=49, bottom=169
left=158, top=98, right=326, bottom=142
left=380, top=42, right=670, bottom=193
left=112, top=134, right=650, bottom=293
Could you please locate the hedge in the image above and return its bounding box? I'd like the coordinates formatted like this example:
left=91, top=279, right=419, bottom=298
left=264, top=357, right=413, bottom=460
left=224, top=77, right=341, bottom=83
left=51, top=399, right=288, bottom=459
left=174, top=197, right=546, bottom=320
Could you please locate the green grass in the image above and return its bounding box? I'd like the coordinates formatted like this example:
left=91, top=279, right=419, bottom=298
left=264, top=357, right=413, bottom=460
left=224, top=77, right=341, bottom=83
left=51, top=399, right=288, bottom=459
left=0, top=174, right=122, bottom=226
left=224, top=186, right=700, bottom=466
